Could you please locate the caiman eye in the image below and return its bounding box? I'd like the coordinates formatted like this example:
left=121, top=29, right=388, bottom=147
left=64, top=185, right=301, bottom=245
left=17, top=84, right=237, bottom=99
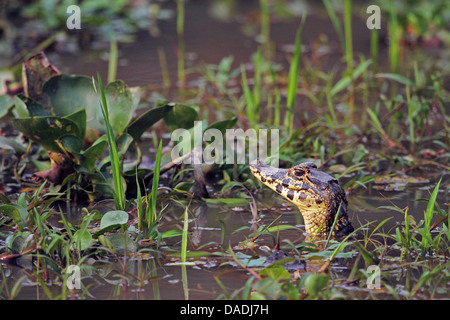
left=293, top=168, right=306, bottom=177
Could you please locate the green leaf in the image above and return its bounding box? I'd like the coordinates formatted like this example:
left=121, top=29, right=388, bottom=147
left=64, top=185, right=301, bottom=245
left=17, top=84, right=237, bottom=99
left=13, top=95, right=29, bottom=118
left=0, top=204, right=29, bottom=223
left=163, top=101, right=198, bottom=131
left=72, top=229, right=92, bottom=251
left=96, top=73, right=125, bottom=210
left=376, top=73, right=415, bottom=87
left=0, top=95, right=14, bottom=119
left=79, top=137, right=107, bottom=171
left=58, top=135, right=82, bottom=154
left=116, top=132, right=134, bottom=154
left=12, top=116, right=81, bottom=152
left=304, top=273, right=329, bottom=297
left=259, top=265, right=291, bottom=280
left=126, top=103, right=173, bottom=141
left=104, top=80, right=134, bottom=134
left=100, top=210, right=129, bottom=230
left=17, top=94, right=49, bottom=117
left=43, top=74, right=98, bottom=122
left=64, top=108, right=86, bottom=140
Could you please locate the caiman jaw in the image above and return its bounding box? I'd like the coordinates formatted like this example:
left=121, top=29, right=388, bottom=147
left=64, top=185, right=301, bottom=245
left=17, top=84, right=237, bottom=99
left=249, top=160, right=353, bottom=235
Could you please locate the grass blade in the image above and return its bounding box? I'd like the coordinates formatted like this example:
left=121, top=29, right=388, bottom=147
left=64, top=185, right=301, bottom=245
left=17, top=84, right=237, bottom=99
left=344, top=0, right=353, bottom=71
left=285, top=11, right=306, bottom=135
left=148, top=139, right=163, bottom=227
left=95, top=73, right=125, bottom=211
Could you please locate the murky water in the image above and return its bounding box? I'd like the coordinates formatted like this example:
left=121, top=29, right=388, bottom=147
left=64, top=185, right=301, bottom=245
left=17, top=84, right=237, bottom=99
left=1, top=1, right=448, bottom=300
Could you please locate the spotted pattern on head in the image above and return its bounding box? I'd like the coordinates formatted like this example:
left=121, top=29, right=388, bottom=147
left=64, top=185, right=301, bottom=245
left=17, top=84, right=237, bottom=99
left=250, top=160, right=353, bottom=235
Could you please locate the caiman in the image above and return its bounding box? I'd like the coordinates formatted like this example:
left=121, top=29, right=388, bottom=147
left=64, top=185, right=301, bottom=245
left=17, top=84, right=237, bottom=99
left=250, top=160, right=353, bottom=236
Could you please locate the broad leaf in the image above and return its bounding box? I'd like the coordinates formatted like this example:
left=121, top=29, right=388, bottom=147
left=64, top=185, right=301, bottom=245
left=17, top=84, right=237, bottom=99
left=13, top=116, right=81, bottom=152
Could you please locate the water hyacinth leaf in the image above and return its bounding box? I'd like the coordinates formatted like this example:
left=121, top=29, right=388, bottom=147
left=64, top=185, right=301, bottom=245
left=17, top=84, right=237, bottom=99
left=12, top=117, right=80, bottom=152
left=163, top=101, right=198, bottom=131
left=0, top=95, right=14, bottom=119
left=64, top=108, right=87, bottom=140
left=102, top=80, right=134, bottom=134
left=17, top=94, right=49, bottom=116
left=14, top=95, right=29, bottom=118
left=58, top=135, right=82, bottom=154
left=126, top=103, right=173, bottom=141
left=42, top=74, right=100, bottom=129
left=116, top=132, right=134, bottom=154
left=79, top=137, right=107, bottom=171
left=100, top=210, right=129, bottom=230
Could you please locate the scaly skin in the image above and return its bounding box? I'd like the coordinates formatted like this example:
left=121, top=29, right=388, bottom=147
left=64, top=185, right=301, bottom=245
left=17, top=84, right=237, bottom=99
left=249, top=160, right=353, bottom=236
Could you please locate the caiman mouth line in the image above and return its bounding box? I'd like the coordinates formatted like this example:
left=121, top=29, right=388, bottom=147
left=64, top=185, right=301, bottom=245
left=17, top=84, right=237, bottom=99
left=249, top=159, right=353, bottom=235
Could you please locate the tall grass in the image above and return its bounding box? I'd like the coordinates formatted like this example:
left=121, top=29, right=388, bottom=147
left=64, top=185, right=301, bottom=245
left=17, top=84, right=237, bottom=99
left=95, top=73, right=125, bottom=211
left=177, top=0, right=185, bottom=86
left=388, top=1, right=399, bottom=73
left=343, top=0, right=353, bottom=71
left=241, top=49, right=263, bottom=125
left=148, top=140, right=162, bottom=228
left=285, top=12, right=306, bottom=136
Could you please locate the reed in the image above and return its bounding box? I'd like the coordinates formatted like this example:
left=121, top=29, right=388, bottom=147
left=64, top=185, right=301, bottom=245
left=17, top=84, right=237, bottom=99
left=285, top=12, right=306, bottom=136
left=177, top=0, right=186, bottom=86
left=344, top=0, right=353, bottom=71
left=147, top=140, right=163, bottom=227
left=388, top=2, right=399, bottom=73
left=95, top=73, right=125, bottom=211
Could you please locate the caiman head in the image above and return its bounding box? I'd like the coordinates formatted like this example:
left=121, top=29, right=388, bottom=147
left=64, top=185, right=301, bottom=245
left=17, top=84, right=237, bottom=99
left=249, top=160, right=353, bottom=236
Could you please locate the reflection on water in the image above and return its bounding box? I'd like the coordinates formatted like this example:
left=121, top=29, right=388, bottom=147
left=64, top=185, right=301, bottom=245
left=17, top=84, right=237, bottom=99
left=1, top=1, right=448, bottom=300
left=1, top=179, right=446, bottom=299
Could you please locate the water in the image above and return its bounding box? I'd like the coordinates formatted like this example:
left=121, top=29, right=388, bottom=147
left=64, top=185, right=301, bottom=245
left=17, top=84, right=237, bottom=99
left=1, top=1, right=448, bottom=300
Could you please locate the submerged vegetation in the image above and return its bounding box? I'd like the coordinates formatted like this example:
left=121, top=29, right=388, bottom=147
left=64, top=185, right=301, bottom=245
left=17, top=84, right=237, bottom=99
left=0, top=0, right=449, bottom=300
